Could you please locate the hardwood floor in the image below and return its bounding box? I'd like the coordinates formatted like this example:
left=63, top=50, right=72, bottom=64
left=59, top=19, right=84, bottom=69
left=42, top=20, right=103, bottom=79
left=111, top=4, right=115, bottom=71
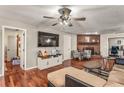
left=0, top=58, right=111, bottom=87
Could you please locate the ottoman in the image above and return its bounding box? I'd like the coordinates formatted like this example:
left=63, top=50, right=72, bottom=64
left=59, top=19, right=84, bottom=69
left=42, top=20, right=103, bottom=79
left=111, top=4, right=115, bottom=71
left=47, top=67, right=106, bottom=87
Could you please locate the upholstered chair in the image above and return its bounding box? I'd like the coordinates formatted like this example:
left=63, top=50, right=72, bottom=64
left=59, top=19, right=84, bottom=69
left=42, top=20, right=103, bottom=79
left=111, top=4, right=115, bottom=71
left=83, top=50, right=92, bottom=59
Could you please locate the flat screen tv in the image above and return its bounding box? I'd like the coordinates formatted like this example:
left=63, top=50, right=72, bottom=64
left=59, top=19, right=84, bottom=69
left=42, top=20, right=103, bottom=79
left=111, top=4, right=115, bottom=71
left=38, top=31, right=59, bottom=47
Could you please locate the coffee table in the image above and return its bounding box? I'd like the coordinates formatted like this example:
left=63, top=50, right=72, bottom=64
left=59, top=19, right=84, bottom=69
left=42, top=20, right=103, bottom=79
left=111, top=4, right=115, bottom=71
left=83, top=61, right=109, bottom=80
left=83, top=61, right=102, bottom=71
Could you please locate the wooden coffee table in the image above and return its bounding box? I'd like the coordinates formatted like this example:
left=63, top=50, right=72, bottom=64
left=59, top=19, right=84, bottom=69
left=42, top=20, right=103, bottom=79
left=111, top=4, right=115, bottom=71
left=83, top=61, right=109, bottom=80
left=83, top=61, right=102, bottom=72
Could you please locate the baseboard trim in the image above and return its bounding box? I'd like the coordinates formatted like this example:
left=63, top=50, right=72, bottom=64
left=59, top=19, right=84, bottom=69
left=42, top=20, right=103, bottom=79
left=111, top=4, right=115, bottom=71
left=25, top=66, right=37, bottom=70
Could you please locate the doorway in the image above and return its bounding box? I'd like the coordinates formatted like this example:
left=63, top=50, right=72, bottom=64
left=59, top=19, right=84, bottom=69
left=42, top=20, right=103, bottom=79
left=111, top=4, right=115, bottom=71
left=108, top=37, right=124, bottom=57
left=63, top=34, right=71, bottom=60
left=2, top=26, right=26, bottom=76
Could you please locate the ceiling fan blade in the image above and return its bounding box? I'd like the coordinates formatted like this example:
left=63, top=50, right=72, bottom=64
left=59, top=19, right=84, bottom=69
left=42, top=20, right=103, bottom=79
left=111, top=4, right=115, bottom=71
left=68, top=23, right=73, bottom=27
left=43, top=16, right=56, bottom=19
left=52, top=23, right=58, bottom=26
left=73, top=17, right=86, bottom=21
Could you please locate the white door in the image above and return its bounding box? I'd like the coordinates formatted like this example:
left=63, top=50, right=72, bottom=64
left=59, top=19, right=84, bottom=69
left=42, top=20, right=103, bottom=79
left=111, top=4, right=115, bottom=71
left=20, top=32, right=25, bottom=69
left=7, top=36, right=17, bottom=61
left=63, top=34, right=71, bottom=60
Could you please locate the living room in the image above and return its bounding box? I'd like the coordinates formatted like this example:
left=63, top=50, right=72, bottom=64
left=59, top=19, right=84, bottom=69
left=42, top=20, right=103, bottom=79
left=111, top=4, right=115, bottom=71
left=0, top=5, right=124, bottom=88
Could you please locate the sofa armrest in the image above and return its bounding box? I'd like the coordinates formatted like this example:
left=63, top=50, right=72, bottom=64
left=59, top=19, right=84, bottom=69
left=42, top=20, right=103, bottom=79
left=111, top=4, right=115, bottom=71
left=65, top=74, right=94, bottom=87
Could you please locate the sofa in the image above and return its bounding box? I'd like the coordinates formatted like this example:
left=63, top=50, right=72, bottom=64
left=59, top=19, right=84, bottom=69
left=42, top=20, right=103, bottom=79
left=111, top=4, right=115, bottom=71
left=47, top=65, right=124, bottom=87
left=116, top=58, right=124, bottom=65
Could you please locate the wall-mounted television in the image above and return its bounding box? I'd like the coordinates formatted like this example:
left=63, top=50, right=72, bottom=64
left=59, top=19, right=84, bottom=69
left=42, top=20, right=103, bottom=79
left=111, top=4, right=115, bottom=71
left=38, top=31, right=59, bottom=47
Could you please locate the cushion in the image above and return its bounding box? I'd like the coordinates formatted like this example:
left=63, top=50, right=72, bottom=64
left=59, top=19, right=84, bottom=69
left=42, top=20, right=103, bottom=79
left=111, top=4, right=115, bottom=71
left=48, top=67, right=106, bottom=87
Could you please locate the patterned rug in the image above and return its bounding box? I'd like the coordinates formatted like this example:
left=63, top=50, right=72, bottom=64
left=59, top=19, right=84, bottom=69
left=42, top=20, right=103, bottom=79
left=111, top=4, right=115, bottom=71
left=83, top=69, right=109, bottom=80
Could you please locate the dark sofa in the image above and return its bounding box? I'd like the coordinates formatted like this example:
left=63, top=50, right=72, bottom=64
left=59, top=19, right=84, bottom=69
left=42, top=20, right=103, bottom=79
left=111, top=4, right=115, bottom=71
left=116, top=58, right=124, bottom=65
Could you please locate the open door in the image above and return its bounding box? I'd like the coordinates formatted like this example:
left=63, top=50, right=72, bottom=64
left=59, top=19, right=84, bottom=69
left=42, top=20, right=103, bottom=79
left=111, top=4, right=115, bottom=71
left=20, top=32, right=26, bottom=69
left=7, top=36, right=17, bottom=61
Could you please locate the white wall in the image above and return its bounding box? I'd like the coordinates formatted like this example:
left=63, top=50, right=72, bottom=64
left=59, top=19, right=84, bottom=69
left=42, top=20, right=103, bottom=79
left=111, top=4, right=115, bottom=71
left=28, top=26, right=66, bottom=67
left=71, top=34, right=77, bottom=50
left=0, top=31, right=2, bottom=75
left=0, top=17, right=69, bottom=75
left=100, top=33, right=124, bottom=57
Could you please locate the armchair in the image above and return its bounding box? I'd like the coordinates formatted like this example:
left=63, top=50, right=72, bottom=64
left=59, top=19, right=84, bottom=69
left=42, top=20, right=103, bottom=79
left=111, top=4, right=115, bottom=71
left=83, top=50, right=92, bottom=59
left=71, top=50, right=81, bottom=60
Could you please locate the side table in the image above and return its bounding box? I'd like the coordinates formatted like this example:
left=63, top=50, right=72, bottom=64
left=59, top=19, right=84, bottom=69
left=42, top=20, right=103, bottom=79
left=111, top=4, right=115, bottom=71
left=103, top=57, right=116, bottom=71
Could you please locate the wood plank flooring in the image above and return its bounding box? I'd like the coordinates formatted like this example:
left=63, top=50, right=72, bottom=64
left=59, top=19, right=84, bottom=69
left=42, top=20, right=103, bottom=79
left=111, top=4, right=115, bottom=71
left=0, top=58, right=111, bottom=87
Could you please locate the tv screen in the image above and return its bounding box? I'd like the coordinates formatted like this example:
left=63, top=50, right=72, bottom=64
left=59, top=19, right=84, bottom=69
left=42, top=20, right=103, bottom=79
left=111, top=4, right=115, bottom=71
left=38, top=31, right=59, bottom=47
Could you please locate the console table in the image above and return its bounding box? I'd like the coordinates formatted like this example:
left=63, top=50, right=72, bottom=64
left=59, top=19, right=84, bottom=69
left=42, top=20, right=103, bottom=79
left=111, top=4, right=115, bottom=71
left=37, top=55, right=62, bottom=70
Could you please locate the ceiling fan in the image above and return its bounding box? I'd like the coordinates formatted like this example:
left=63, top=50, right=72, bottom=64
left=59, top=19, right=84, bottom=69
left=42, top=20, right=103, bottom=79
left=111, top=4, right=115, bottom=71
left=43, top=7, right=86, bottom=27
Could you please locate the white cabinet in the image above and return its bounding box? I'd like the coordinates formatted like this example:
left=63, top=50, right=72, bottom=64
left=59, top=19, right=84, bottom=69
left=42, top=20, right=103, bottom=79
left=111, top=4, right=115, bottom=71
left=37, top=55, right=62, bottom=70
left=56, top=56, right=62, bottom=65
left=58, top=56, right=62, bottom=63
left=37, top=58, right=48, bottom=69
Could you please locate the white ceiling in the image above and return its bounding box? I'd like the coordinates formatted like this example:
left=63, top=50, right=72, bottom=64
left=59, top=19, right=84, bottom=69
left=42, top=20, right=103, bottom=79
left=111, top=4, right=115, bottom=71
left=0, top=5, right=124, bottom=34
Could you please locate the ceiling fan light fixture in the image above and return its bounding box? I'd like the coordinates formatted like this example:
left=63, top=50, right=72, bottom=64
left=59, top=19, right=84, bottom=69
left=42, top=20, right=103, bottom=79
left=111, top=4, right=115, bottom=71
left=43, top=7, right=86, bottom=27
left=63, top=20, right=68, bottom=25
left=58, top=18, right=68, bottom=25
left=59, top=21, right=63, bottom=25
left=58, top=8, right=71, bottom=16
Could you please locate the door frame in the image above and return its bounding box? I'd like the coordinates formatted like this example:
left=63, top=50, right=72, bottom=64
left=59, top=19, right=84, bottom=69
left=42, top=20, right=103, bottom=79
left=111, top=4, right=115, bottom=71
left=2, top=25, right=27, bottom=76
